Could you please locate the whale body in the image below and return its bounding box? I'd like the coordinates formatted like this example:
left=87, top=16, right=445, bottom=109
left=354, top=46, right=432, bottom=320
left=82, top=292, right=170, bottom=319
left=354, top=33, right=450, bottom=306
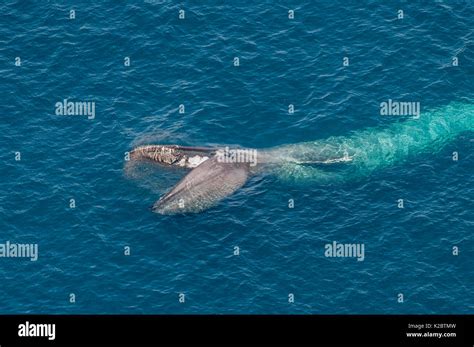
left=127, top=102, right=473, bottom=214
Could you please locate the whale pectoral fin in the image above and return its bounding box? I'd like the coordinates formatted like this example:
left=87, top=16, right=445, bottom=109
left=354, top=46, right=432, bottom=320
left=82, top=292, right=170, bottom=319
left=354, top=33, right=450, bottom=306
left=152, top=157, right=250, bottom=214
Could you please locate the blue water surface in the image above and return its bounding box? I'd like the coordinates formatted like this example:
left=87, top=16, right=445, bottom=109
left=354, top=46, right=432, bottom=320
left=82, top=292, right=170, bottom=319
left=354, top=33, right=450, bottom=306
left=0, top=0, right=473, bottom=313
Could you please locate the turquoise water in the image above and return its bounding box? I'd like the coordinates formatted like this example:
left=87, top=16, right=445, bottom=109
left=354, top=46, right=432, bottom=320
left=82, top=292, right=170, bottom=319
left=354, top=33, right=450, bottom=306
left=0, top=1, right=473, bottom=313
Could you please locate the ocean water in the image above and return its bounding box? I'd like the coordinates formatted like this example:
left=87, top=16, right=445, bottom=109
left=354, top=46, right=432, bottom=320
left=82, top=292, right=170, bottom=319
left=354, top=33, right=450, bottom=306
left=0, top=0, right=473, bottom=314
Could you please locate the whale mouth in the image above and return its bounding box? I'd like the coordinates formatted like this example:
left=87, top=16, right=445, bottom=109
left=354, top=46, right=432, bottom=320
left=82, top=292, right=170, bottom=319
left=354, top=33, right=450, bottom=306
left=128, top=144, right=250, bottom=214
left=152, top=156, right=251, bottom=215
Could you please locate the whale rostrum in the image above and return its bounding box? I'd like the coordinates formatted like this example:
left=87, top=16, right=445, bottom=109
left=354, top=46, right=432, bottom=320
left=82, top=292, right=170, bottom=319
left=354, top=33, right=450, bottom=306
left=130, top=145, right=215, bottom=168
